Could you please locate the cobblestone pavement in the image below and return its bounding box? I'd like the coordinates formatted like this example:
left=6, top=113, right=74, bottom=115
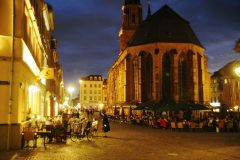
left=1, top=121, right=240, bottom=160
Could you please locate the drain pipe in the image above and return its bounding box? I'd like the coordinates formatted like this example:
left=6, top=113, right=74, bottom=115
left=7, top=0, right=15, bottom=151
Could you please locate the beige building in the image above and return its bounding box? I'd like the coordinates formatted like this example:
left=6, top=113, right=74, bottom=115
left=79, top=75, right=103, bottom=111
left=211, top=60, right=240, bottom=114
left=102, top=79, right=108, bottom=107
left=0, top=0, right=63, bottom=150
left=107, top=1, right=211, bottom=109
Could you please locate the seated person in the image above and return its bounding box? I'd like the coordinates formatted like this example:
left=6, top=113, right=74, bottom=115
left=92, top=118, right=98, bottom=132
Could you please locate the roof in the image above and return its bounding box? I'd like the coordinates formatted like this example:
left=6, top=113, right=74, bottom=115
left=125, top=0, right=140, bottom=5
left=128, top=5, right=204, bottom=48
left=81, top=75, right=102, bottom=81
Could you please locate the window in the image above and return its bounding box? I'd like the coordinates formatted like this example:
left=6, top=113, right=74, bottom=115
left=98, top=84, right=101, bottom=88
left=90, top=96, right=92, bottom=100
left=90, top=84, right=92, bottom=88
left=94, top=76, right=97, bottom=80
left=224, top=79, right=227, bottom=84
left=84, top=90, right=87, bottom=94
left=98, top=96, right=102, bottom=101
left=94, top=96, right=97, bottom=100
left=90, top=76, right=93, bottom=80
left=94, top=90, right=97, bottom=94
left=98, top=77, right=102, bottom=80
left=84, top=96, right=86, bottom=100
left=90, top=90, right=92, bottom=94
left=94, top=84, right=97, bottom=88
left=132, top=13, right=135, bottom=23
left=98, top=90, right=101, bottom=94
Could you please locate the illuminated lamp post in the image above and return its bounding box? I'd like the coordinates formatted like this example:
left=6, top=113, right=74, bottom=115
left=67, top=87, right=75, bottom=107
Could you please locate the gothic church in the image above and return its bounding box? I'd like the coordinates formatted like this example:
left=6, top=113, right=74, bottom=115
left=107, top=0, right=211, bottom=107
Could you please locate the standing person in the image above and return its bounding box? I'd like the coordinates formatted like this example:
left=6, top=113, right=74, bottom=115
left=102, top=110, right=110, bottom=137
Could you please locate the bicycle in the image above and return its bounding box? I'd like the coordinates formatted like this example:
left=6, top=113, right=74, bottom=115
left=70, top=121, right=93, bottom=142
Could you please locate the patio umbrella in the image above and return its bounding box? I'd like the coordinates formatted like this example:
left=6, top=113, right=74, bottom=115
left=189, top=104, right=209, bottom=110
left=132, top=106, right=145, bottom=110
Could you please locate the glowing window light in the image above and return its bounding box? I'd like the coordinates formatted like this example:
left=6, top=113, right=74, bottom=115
left=43, top=4, right=50, bottom=31
left=213, top=108, right=220, bottom=112
left=28, top=85, right=40, bottom=92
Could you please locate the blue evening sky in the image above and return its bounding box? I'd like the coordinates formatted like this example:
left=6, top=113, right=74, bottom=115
left=45, top=0, right=240, bottom=96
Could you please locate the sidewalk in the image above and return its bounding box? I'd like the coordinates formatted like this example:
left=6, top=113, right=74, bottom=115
left=0, top=148, right=37, bottom=160
left=0, top=138, right=45, bottom=160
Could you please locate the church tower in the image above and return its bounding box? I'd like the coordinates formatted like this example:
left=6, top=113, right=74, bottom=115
left=119, top=0, right=142, bottom=52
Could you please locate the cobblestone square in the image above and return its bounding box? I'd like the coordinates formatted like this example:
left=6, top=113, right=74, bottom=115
left=1, top=121, right=240, bottom=160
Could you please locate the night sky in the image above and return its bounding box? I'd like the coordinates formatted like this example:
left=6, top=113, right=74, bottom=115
left=45, top=0, right=240, bottom=96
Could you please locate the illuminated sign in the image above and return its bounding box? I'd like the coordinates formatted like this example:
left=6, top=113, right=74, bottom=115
left=210, top=102, right=221, bottom=107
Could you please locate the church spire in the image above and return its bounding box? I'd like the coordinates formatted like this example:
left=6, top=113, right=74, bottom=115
left=119, top=0, right=142, bottom=52
left=147, top=0, right=151, bottom=17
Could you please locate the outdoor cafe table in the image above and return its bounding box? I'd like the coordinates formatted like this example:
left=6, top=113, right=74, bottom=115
left=37, top=130, right=51, bottom=147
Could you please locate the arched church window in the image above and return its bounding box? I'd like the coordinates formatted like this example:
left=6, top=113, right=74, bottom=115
left=162, top=53, right=171, bottom=101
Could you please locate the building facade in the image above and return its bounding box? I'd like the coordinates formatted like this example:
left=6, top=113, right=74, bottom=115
left=79, top=75, right=103, bottom=111
left=0, top=0, right=63, bottom=150
left=107, top=0, right=211, bottom=108
left=211, top=60, right=240, bottom=114
left=102, top=79, right=108, bottom=107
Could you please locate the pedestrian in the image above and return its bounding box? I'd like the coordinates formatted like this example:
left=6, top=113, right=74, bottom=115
left=102, top=110, right=110, bottom=137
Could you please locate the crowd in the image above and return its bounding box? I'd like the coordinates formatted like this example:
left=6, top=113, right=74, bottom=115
left=120, top=111, right=240, bottom=132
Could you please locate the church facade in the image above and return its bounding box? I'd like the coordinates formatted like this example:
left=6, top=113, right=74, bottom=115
left=107, top=0, right=211, bottom=107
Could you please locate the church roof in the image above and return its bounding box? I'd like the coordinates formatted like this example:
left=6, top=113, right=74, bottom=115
left=125, top=0, right=140, bottom=5
left=128, top=5, right=204, bottom=48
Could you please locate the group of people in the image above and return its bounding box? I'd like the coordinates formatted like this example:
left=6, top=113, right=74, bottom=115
left=22, top=109, right=111, bottom=144
left=66, top=109, right=111, bottom=137
left=127, top=111, right=239, bottom=132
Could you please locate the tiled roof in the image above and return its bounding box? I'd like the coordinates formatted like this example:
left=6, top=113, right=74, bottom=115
left=125, top=0, right=140, bottom=5
left=128, top=5, right=203, bottom=48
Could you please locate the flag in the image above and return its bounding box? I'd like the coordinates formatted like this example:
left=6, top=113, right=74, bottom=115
left=40, top=68, right=54, bottom=79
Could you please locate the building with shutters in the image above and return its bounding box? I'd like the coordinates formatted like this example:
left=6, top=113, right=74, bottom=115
left=79, top=75, right=103, bottom=111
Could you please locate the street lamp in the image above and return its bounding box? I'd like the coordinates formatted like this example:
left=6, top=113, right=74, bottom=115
left=67, top=87, right=74, bottom=107
left=234, top=67, right=240, bottom=77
